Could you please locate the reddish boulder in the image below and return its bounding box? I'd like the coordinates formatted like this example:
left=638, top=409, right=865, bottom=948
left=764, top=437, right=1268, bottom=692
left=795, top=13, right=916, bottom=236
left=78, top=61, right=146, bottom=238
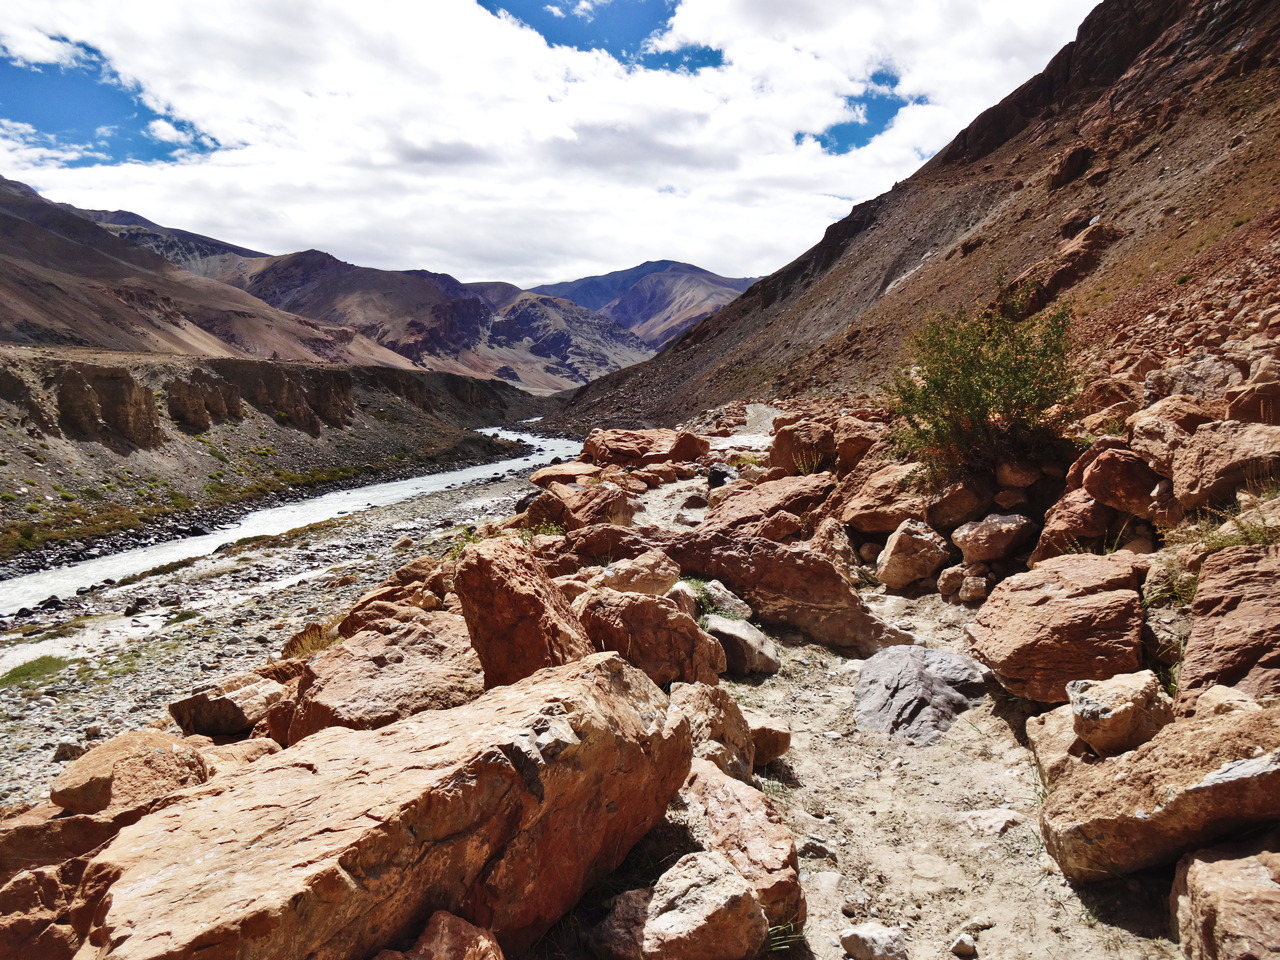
left=770, top=420, right=836, bottom=475
left=840, top=464, right=927, bottom=534
left=1173, top=422, right=1280, bottom=510
left=168, top=672, right=287, bottom=738
left=0, top=803, right=142, bottom=889
left=951, top=513, right=1036, bottom=565
left=584, top=429, right=709, bottom=467
left=374, top=910, right=505, bottom=960
left=340, top=555, right=445, bottom=638
left=834, top=418, right=882, bottom=474
left=666, top=532, right=914, bottom=655
left=1225, top=378, right=1280, bottom=426
left=590, top=549, right=681, bottom=596
left=1177, top=545, right=1280, bottom=716
left=698, top=473, right=834, bottom=538
left=1028, top=489, right=1116, bottom=566
left=1082, top=448, right=1182, bottom=524
left=670, top=682, right=755, bottom=782
left=875, top=519, right=950, bottom=589
left=1064, top=436, right=1129, bottom=491
left=926, top=478, right=995, bottom=529
left=1172, top=832, right=1280, bottom=960
left=965, top=554, right=1145, bottom=702
left=454, top=537, right=595, bottom=688
left=675, top=759, right=805, bottom=927
left=1041, top=707, right=1280, bottom=881
left=1067, top=670, right=1173, bottom=756
left=529, top=461, right=602, bottom=489
left=523, top=481, right=638, bottom=531
left=574, top=588, right=723, bottom=686
left=49, top=731, right=210, bottom=816
left=288, top=614, right=484, bottom=744
left=65, top=655, right=692, bottom=959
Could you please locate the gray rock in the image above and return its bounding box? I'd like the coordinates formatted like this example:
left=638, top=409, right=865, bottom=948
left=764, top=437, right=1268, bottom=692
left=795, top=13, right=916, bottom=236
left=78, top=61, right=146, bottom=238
left=854, top=646, right=989, bottom=746
left=703, top=580, right=752, bottom=619
left=840, top=922, right=910, bottom=960
left=702, top=615, right=781, bottom=675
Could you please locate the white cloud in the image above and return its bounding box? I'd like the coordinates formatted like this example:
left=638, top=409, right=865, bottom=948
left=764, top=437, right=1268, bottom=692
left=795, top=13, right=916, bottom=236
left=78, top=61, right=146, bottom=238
left=0, top=0, right=1097, bottom=287
left=544, top=5, right=566, bottom=17
left=144, top=118, right=192, bottom=144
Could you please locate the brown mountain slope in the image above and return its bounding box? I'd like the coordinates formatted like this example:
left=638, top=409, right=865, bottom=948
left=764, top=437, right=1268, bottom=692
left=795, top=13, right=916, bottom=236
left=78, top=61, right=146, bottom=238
left=601, top=263, right=756, bottom=348
left=556, top=0, right=1280, bottom=428
left=0, top=177, right=415, bottom=368
left=207, top=251, right=653, bottom=393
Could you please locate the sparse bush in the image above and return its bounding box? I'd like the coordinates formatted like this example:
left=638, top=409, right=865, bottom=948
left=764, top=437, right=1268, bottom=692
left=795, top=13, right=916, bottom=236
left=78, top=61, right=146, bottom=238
left=886, top=301, right=1078, bottom=484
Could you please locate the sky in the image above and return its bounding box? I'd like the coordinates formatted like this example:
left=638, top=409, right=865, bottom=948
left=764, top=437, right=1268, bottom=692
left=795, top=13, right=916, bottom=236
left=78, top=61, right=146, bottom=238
left=0, top=0, right=1099, bottom=287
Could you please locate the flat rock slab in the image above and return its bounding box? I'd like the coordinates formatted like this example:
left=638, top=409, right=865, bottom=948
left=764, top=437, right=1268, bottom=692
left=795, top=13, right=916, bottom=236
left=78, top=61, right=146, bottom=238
left=854, top=646, right=989, bottom=746
left=62, top=654, right=691, bottom=960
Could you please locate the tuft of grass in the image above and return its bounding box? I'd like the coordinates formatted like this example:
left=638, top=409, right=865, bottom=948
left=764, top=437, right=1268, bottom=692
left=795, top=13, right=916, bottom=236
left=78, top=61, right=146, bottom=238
left=1, top=655, right=70, bottom=687
left=281, top=622, right=338, bottom=660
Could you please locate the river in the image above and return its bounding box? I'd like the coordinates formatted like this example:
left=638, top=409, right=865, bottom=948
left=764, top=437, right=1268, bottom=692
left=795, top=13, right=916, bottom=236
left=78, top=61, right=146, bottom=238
left=0, top=428, right=580, bottom=617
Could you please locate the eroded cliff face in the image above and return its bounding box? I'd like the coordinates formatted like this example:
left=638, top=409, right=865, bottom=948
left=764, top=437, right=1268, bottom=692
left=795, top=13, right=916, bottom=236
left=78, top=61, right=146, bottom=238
left=557, top=0, right=1280, bottom=428
left=0, top=348, right=553, bottom=563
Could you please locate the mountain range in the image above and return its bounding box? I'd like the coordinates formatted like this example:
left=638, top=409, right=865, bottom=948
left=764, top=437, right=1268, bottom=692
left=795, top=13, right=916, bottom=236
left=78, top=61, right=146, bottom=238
left=0, top=186, right=754, bottom=393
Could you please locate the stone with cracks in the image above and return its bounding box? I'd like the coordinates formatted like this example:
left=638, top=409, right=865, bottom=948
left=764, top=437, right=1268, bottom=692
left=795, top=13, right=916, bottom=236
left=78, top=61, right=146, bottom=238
left=1066, top=670, right=1173, bottom=756
left=454, top=537, right=595, bottom=688
left=840, top=463, right=928, bottom=534
left=1172, top=831, right=1280, bottom=960
left=1029, top=489, right=1116, bottom=566
left=951, top=513, right=1037, bottom=565
left=702, top=580, right=751, bottom=619
left=523, top=482, right=638, bottom=532
left=49, top=730, right=210, bottom=816
left=168, top=672, right=287, bottom=738
left=965, top=553, right=1145, bottom=703
left=926, top=478, right=995, bottom=530
left=769, top=420, right=836, bottom=475
left=669, top=682, right=755, bottom=782
left=0, top=803, right=144, bottom=890
left=586, top=852, right=768, bottom=960
left=854, top=646, right=989, bottom=746
left=574, top=588, right=724, bottom=686
left=1177, top=545, right=1280, bottom=716
left=529, top=461, right=603, bottom=489
left=339, top=556, right=444, bottom=638
left=674, top=758, right=805, bottom=927
left=1082, top=448, right=1182, bottom=524
left=697, top=473, right=834, bottom=539
left=667, top=531, right=915, bottom=656
left=701, top=615, right=780, bottom=675
left=742, top=709, right=791, bottom=768
left=839, top=922, right=910, bottom=960
left=590, top=550, right=681, bottom=596
left=57, top=655, right=691, bottom=960
left=1041, top=707, right=1280, bottom=882
left=583, top=429, right=709, bottom=467
left=287, top=614, right=484, bottom=744
left=1173, top=421, right=1280, bottom=510
left=875, top=519, right=950, bottom=590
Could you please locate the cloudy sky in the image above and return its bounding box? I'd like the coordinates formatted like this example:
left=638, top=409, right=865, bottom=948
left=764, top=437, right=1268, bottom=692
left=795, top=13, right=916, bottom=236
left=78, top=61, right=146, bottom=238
left=0, top=0, right=1098, bottom=287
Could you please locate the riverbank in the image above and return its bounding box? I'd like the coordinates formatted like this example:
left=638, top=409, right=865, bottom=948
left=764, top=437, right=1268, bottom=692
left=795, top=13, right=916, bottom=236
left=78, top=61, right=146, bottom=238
left=0, top=473, right=537, bottom=806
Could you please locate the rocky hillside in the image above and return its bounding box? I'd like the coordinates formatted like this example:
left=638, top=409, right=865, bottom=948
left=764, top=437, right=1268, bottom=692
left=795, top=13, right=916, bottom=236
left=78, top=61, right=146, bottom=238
left=0, top=177, right=413, bottom=369
left=557, top=0, right=1280, bottom=428
left=533, top=260, right=757, bottom=349
left=75, top=208, right=268, bottom=270
left=0, top=345, right=549, bottom=568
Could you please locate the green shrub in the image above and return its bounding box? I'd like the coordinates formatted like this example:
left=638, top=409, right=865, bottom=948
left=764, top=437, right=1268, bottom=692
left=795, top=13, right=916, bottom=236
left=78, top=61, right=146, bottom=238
left=886, top=302, right=1078, bottom=484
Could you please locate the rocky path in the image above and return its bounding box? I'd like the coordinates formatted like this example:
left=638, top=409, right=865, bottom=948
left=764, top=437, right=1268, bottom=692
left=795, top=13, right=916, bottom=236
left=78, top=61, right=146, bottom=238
left=0, top=477, right=531, bottom=808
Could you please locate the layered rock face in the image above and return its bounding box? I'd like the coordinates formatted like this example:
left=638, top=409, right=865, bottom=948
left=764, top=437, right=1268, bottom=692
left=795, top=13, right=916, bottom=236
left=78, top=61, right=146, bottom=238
left=57, top=655, right=691, bottom=960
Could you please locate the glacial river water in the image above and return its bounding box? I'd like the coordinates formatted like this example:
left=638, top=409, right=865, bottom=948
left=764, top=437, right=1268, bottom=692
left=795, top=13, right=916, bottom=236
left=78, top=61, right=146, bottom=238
left=0, top=428, right=580, bottom=617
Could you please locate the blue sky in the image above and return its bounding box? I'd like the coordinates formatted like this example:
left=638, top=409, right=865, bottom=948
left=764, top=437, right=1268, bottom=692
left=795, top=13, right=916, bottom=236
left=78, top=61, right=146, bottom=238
left=0, top=0, right=1098, bottom=286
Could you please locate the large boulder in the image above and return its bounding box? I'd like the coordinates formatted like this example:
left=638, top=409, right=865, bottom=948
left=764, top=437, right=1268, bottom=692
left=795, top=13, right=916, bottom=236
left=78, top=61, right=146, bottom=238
left=669, top=683, right=755, bottom=782
left=1041, top=707, right=1280, bottom=881
left=584, top=429, right=710, bottom=467
left=840, top=464, right=928, bottom=534
left=1173, top=421, right=1280, bottom=510
left=1066, top=670, right=1173, bottom=756
left=49, top=731, right=210, bottom=816
left=965, top=553, right=1145, bottom=702
left=854, top=646, right=989, bottom=746
left=1028, top=489, right=1116, bottom=566
left=769, top=420, right=836, bottom=475
left=0, top=803, right=142, bottom=890
left=574, top=589, right=724, bottom=686
left=586, top=852, right=768, bottom=960
left=454, top=537, right=595, bottom=688
left=590, top=550, right=681, bottom=596
left=529, top=461, right=603, bottom=489
left=1082, top=449, right=1182, bottom=524
left=667, top=532, right=914, bottom=656
left=1172, top=832, right=1280, bottom=960
left=926, top=477, right=996, bottom=529
left=523, top=482, right=638, bottom=531
left=288, top=614, right=484, bottom=744
left=875, top=519, right=950, bottom=590
left=1177, top=545, right=1280, bottom=716
left=698, top=473, right=834, bottom=539
left=339, top=556, right=444, bottom=638
left=701, top=615, right=780, bottom=676
left=834, top=418, right=882, bottom=474
left=742, top=709, right=792, bottom=769
left=60, top=655, right=692, bottom=960
left=951, top=513, right=1037, bottom=565
left=674, top=759, right=805, bottom=927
